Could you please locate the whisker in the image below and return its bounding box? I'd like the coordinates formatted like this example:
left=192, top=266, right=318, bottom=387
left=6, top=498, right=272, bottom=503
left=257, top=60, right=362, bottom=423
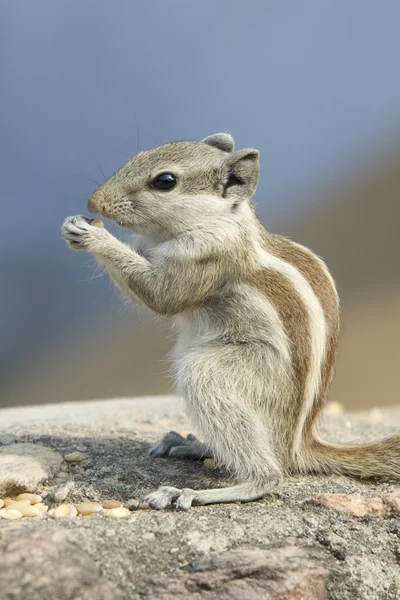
left=97, top=163, right=107, bottom=183
left=74, top=173, right=101, bottom=187
left=134, top=114, right=140, bottom=154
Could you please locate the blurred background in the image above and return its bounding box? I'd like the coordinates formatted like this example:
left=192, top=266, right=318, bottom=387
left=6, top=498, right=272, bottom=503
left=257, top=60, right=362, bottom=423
left=1, top=1, right=399, bottom=410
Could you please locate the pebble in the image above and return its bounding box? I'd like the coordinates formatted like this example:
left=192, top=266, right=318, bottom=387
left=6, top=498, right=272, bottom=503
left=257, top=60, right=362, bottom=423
left=103, top=477, right=120, bottom=485
left=76, top=502, right=102, bottom=516
left=126, top=499, right=140, bottom=511
left=13, top=493, right=43, bottom=504
left=106, top=507, right=131, bottom=519
left=0, top=508, right=23, bottom=520
left=102, top=499, right=122, bottom=509
left=64, top=452, right=83, bottom=463
left=50, top=480, right=75, bottom=503
left=203, top=458, right=217, bottom=470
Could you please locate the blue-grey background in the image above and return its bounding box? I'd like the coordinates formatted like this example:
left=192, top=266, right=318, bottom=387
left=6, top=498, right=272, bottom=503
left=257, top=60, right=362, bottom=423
left=1, top=1, right=399, bottom=408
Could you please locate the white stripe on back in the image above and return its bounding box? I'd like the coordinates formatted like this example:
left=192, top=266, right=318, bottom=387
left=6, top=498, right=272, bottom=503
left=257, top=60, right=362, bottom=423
left=254, top=238, right=327, bottom=457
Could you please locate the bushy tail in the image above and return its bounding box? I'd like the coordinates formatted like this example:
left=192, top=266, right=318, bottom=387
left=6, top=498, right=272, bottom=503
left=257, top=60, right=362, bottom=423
left=305, top=435, right=400, bottom=480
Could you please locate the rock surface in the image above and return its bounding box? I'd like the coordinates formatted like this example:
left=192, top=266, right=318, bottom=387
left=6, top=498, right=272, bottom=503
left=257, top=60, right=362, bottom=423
left=0, top=396, right=399, bottom=600
left=0, top=442, right=64, bottom=496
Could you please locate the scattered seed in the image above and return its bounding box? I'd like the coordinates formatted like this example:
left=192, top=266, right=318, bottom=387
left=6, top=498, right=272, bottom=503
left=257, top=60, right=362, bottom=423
left=13, top=493, right=43, bottom=504
left=12, top=504, right=42, bottom=518
left=4, top=498, right=20, bottom=507
left=106, top=507, right=131, bottom=519
left=64, top=452, right=83, bottom=463
left=138, top=503, right=151, bottom=510
left=35, top=503, right=48, bottom=514
left=76, top=502, right=102, bottom=516
left=203, top=458, right=217, bottom=470
left=102, top=499, right=122, bottom=509
left=49, top=504, right=78, bottom=519
left=7, top=502, right=33, bottom=512
left=90, top=218, right=104, bottom=228
left=9, top=500, right=31, bottom=507
left=0, top=499, right=3, bottom=509
left=326, top=401, right=345, bottom=415
left=0, top=508, right=23, bottom=520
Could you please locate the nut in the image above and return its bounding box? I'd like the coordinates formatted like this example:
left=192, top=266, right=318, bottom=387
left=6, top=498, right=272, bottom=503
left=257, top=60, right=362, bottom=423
left=64, top=452, right=83, bottom=463
left=49, top=504, right=78, bottom=519
left=76, top=502, right=102, bottom=516
left=102, top=499, right=122, bottom=509
left=90, top=218, right=104, bottom=228
left=0, top=508, right=23, bottom=520
left=11, top=504, right=42, bottom=517
left=13, top=493, right=43, bottom=504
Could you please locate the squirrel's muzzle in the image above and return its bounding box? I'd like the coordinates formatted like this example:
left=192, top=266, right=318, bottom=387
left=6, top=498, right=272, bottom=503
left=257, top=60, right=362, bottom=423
left=88, top=188, right=105, bottom=214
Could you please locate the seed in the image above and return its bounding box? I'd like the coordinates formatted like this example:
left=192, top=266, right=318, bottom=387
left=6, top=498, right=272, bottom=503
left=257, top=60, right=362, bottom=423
left=8, top=500, right=31, bottom=508
left=90, top=219, right=104, bottom=228
left=14, top=504, right=42, bottom=517
left=326, top=402, right=345, bottom=415
left=76, top=502, right=101, bottom=516
left=203, top=458, right=217, bottom=470
left=102, top=499, right=122, bottom=509
left=106, top=507, right=131, bottom=519
left=13, top=493, right=43, bottom=504
left=125, top=499, right=140, bottom=511
left=0, top=499, right=3, bottom=509
left=138, top=503, right=151, bottom=510
left=64, top=452, right=83, bottom=463
left=49, top=504, right=78, bottom=519
left=0, top=508, right=23, bottom=520
left=35, top=503, right=49, bottom=514
left=7, top=502, right=33, bottom=511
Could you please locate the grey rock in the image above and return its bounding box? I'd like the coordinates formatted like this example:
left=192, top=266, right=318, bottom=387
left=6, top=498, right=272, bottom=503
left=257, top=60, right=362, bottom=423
left=145, top=545, right=333, bottom=600
left=0, top=442, right=64, bottom=496
left=0, top=397, right=399, bottom=600
left=0, top=527, right=122, bottom=600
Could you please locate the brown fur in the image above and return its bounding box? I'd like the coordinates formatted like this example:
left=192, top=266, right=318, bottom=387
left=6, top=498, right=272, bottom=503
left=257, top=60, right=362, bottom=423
left=247, top=265, right=311, bottom=462
left=262, top=226, right=340, bottom=437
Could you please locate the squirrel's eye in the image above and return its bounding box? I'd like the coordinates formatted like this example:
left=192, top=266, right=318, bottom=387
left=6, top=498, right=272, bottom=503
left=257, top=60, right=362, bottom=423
left=151, top=172, right=177, bottom=191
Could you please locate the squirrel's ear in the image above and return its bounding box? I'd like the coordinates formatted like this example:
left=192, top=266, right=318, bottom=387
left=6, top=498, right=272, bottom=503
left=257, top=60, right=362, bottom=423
left=224, top=149, right=259, bottom=201
left=202, top=133, right=235, bottom=153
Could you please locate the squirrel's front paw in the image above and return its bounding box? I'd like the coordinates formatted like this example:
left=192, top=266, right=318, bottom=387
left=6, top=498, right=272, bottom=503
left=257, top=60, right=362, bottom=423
left=61, top=215, right=107, bottom=251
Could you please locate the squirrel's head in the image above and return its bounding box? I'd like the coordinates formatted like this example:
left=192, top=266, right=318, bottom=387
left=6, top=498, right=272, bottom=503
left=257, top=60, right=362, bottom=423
left=88, top=133, right=259, bottom=237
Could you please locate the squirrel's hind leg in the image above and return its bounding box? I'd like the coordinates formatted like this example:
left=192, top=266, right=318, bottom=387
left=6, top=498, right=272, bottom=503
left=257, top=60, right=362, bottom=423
left=149, top=431, right=212, bottom=460
left=145, top=480, right=274, bottom=510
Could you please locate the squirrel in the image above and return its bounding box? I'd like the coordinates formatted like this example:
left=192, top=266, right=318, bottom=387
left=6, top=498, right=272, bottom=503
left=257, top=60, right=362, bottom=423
left=62, top=132, right=400, bottom=510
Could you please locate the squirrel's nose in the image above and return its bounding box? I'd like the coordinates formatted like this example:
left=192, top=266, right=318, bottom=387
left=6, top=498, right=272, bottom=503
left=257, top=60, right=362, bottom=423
left=88, top=188, right=105, bottom=214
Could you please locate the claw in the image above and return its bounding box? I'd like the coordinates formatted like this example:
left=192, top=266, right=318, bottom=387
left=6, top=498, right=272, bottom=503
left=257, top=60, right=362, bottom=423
left=145, top=486, right=182, bottom=510
left=144, top=486, right=198, bottom=510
